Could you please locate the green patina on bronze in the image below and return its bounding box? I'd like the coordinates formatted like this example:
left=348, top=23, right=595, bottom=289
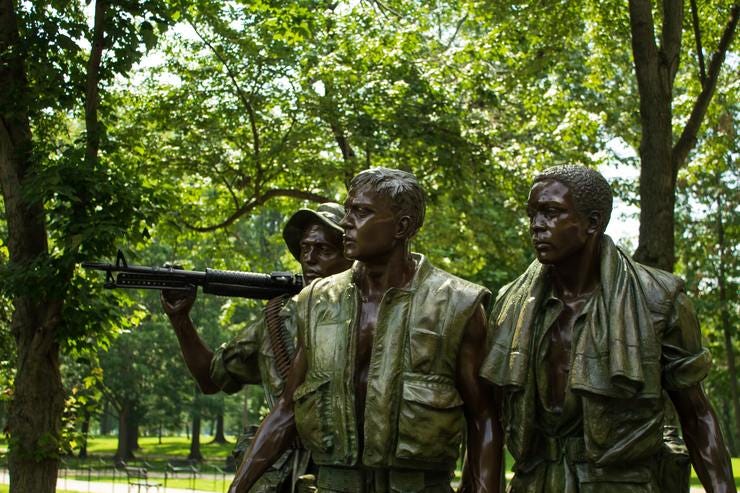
left=293, top=254, right=490, bottom=472
left=210, top=298, right=298, bottom=405
left=210, top=298, right=303, bottom=493
left=481, top=237, right=710, bottom=492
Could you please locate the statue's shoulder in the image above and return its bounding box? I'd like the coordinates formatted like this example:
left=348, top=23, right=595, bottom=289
left=429, top=263, right=487, bottom=292
left=423, top=262, right=491, bottom=310
left=491, top=260, right=543, bottom=308
left=631, top=260, right=685, bottom=312
left=296, top=269, right=353, bottom=305
left=294, top=270, right=354, bottom=327
left=633, top=261, right=684, bottom=295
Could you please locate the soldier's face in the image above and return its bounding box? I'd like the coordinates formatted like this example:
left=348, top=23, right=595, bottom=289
left=299, top=224, right=352, bottom=283
left=340, top=186, right=400, bottom=261
left=527, top=180, right=591, bottom=265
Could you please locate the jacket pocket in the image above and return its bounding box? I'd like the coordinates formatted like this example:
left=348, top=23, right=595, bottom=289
left=395, top=373, right=464, bottom=463
left=576, top=463, right=658, bottom=493
left=408, top=328, right=441, bottom=373
left=294, top=376, right=333, bottom=454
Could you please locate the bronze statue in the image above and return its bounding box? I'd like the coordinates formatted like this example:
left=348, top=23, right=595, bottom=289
left=161, top=202, right=352, bottom=493
left=481, top=165, right=735, bottom=492
left=229, top=168, right=503, bottom=493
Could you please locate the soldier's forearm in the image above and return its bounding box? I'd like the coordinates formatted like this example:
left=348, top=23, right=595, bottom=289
left=167, top=313, right=220, bottom=394
left=465, top=413, right=503, bottom=493
left=229, top=404, right=298, bottom=493
left=458, top=306, right=502, bottom=493
left=670, top=386, right=736, bottom=493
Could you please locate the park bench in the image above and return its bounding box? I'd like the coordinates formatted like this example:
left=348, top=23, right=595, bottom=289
left=164, top=459, right=198, bottom=490
left=124, top=465, right=162, bottom=493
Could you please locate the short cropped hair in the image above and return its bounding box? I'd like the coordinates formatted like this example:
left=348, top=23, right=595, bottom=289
left=348, top=167, right=426, bottom=237
left=533, top=165, right=613, bottom=231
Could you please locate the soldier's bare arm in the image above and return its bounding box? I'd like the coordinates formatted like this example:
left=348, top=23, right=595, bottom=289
left=161, top=289, right=220, bottom=394
left=669, top=385, right=736, bottom=493
left=228, top=342, right=308, bottom=493
left=456, top=304, right=503, bottom=493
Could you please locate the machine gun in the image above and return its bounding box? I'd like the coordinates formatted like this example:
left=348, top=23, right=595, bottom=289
left=82, top=250, right=304, bottom=300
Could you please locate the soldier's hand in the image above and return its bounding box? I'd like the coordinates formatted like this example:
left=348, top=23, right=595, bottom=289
left=160, top=286, right=197, bottom=317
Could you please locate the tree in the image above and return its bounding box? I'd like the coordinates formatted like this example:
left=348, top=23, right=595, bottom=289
left=0, top=1, right=173, bottom=489
left=629, top=1, right=738, bottom=271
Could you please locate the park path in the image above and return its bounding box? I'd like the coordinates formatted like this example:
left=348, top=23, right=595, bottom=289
left=56, top=477, right=215, bottom=493
left=0, top=470, right=710, bottom=493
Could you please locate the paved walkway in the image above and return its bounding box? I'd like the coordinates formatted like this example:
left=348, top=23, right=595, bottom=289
left=0, top=468, right=709, bottom=493
left=57, top=478, right=217, bottom=493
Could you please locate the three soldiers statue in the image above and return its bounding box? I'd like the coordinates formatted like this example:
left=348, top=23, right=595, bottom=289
left=164, top=166, right=735, bottom=493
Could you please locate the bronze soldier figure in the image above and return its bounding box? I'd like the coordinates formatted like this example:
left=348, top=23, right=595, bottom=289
left=162, top=203, right=353, bottom=493
left=481, top=165, right=735, bottom=492
left=229, top=167, right=503, bottom=493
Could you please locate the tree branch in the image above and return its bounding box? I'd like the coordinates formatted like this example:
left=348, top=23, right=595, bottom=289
left=363, top=0, right=402, bottom=19
left=85, top=0, right=107, bottom=167
left=628, top=0, right=662, bottom=103
left=661, top=0, right=684, bottom=84
left=672, top=4, right=738, bottom=171
left=179, top=188, right=331, bottom=232
left=188, top=19, right=261, bottom=169
left=444, top=14, right=468, bottom=51
left=689, top=0, right=706, bottom=83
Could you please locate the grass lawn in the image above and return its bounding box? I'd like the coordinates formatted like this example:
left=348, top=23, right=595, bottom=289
left=84, top=435, right=236, bottom=460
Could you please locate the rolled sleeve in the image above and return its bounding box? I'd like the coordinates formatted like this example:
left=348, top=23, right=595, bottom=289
left=210, top=317, right=265, bottom=394
left=661, top=293, right=712, bottom=391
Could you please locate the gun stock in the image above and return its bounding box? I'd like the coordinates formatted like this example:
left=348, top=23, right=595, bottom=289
left=82, top=250, right=304, bottom=300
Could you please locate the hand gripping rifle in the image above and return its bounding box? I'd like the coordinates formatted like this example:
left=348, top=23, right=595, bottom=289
left=82, top=250, right=304, bottom=300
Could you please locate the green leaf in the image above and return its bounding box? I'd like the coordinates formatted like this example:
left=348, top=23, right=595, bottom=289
left=140, top=21, right=156, bottom=52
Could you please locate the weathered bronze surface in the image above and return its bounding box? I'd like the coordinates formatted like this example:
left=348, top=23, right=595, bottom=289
left=481, top=165, right=735, bottom=493
left=162, top=202, right=352, bottom=492
left=229, top=168, right=502, bottom=493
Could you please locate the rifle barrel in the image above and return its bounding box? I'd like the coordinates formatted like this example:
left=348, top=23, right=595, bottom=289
left=81, top=254, right=303, bottom=300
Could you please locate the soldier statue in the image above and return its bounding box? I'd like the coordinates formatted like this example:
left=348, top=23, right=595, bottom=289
left=162, top=203, right=353, bottom=492
left=229, top=167, right=503, bottom=493
left=481, top=165, right=735, bottom=492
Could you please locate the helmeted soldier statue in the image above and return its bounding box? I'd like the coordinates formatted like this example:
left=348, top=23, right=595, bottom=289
left=162, top=203, right=353, bottom=493
left=481, top=165, right=735, bottom=493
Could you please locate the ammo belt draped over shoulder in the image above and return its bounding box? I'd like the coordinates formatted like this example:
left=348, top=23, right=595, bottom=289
left=265, top=293, right=294, bottom=379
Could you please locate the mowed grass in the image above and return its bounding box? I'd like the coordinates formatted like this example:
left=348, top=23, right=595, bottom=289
left=84, top=435, right=236, bottom=459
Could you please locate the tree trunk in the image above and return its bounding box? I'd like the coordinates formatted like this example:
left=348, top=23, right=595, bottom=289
left=78, top=410, right=91, bottom=459
left=126, top=411, right=140, bottom=452
left=188, top=413, right=203, bottom=461
left=628, top=0, right=682, bottom=272
left=100, top=400, right=112, bottom=435
left=210, top=412, right=228, bottom=444
left=114, top=403, right=135, bottom=463
left=7, top=332, right=64, bottom=493
left=630, top=1, right=738, bottom=271
left=1, top=2, right=65, bottom=492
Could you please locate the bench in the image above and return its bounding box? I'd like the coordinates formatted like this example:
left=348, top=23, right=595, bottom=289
left=124, top=466, right=162, bottom=493
left=164, top=460, right=198, bottom=490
